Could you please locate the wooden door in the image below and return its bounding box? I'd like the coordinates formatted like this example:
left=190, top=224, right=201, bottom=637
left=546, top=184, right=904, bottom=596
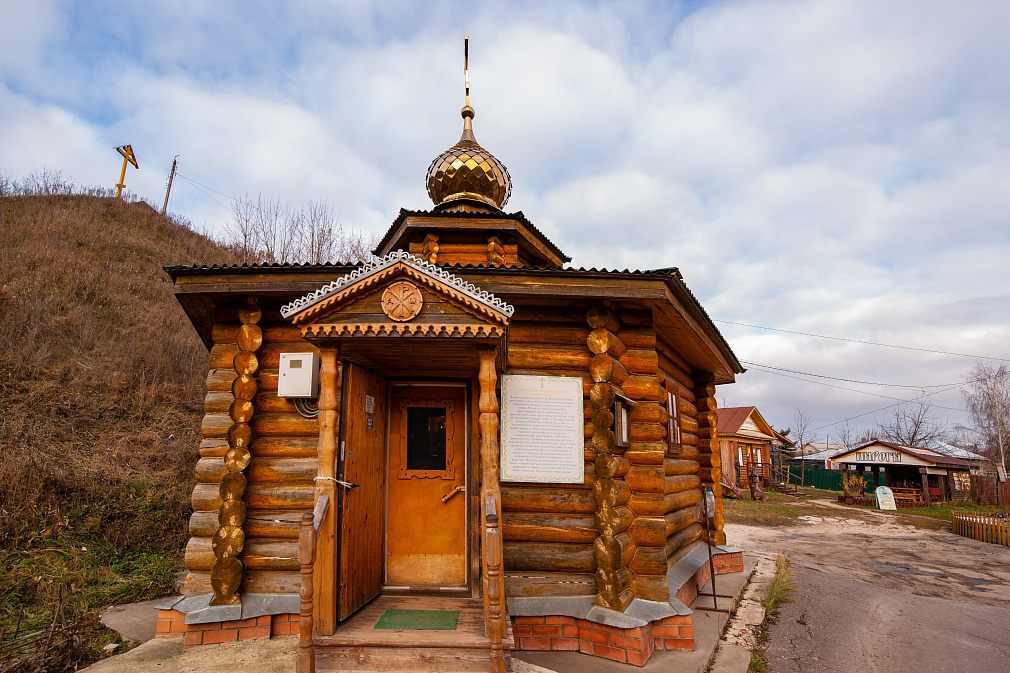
left=336, top=363, right=388, bottom=621
left=386, top=386, right=467, bottom=588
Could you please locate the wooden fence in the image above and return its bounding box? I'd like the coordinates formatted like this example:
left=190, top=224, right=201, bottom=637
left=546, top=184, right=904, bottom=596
left=951, top=510, right=1010, bottom=547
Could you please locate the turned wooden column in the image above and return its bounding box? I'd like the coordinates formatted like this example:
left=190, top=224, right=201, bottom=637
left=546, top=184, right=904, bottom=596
left=477, top=346, right=506, bottom=673
left=314, top=345, right=339, bottom=634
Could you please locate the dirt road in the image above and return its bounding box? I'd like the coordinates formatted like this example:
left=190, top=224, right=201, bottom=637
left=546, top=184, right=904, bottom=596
left=726, top=500, right=1010, bottom=672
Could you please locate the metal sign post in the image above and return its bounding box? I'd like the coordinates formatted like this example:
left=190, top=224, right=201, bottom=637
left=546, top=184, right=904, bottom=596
left=695, top=486, right=730, bottom=613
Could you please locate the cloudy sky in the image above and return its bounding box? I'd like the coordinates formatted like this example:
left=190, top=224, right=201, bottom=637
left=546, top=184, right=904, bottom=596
left=3, top=0, right=1008, bottom=440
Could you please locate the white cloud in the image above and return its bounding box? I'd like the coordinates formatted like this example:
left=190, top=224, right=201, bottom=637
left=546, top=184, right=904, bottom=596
left=2, top=0, right=1009, bottom=436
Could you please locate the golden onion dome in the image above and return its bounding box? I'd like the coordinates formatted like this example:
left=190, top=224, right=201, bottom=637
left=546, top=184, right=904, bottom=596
left=426, top=105, right=511, bottom=211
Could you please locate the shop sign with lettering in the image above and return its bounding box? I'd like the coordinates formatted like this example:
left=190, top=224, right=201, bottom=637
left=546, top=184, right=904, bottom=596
left=875, top=486, right=897, bottom=511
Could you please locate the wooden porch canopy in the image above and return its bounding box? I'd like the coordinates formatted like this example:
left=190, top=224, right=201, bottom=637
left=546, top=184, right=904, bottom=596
left=279, top=250, right=513, bottom=372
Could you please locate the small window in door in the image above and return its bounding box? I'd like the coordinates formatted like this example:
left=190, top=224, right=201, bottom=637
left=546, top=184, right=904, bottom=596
left=406, top=407, right=447, bottom=471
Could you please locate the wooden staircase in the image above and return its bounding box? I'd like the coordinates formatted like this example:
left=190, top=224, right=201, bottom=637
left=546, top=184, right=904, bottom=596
left=766, top=466, right=809, bottom=497
left=313, top=595, right=513, bottom=673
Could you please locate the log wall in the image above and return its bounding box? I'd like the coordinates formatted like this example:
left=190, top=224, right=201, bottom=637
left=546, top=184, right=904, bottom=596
left=501, top=302, right=715, bottom=608
left=185, top=302, right=323, bottom=598
left=500, top=304, right=598, bottom=597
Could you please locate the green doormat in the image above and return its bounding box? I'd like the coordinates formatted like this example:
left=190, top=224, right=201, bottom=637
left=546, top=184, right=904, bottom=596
left=374, top=609, right=459, bottom=630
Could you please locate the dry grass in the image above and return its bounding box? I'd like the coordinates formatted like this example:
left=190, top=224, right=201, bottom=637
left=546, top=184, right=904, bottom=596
left=0, top=172, right=236, bottom=670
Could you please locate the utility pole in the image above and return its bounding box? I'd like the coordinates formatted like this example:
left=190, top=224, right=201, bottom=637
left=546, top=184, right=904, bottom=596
left=114, top=145, right=139, bottom=198
left=161, top=156, right=178, bottom=216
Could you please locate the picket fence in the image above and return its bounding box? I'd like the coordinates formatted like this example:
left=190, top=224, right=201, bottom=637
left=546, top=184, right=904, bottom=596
left=951, top=510, right=1010, bottom=547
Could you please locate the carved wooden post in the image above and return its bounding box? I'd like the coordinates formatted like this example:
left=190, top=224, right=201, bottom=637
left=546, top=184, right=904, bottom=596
left=297, top=513, right=316, bottom=673
left=314, top=346, right=339, bottom=634
left=485, top=496, right=506, bottom=673
left=477, top=346, right=506, bottom=671
left=587, top=304, right=635, bottom=612
left=211, top=300, right=261, bottom=606
left=693, top=372, right=725, bottom=545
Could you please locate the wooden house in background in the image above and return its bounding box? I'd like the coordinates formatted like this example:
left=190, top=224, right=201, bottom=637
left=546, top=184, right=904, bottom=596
left=158, top=74, right=745, bottom=671
left=717, top=406, right=788, bottom=488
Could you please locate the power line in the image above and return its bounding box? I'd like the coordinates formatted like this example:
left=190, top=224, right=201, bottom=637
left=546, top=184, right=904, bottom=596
left=175, top=174, right=234, bottom=214
left=716, top=319, right=1005, bottom=361
left=808, top=383, right=967, bottom=433
left=742, top=362, right=965, bottom=411
left=740, top=361, right=960, bottom=389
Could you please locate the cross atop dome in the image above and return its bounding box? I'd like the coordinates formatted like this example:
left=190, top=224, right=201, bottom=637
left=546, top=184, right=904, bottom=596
left=425, top=35, right=512, bottom=212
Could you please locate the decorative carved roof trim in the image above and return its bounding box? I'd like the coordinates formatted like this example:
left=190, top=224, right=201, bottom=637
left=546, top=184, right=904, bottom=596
left=280, top=250, right=514, bottom=322
left=300, top=323, right=506, bottom=339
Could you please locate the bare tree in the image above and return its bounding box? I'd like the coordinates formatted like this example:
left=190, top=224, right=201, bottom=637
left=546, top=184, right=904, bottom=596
left=227, top=193, right=376, bottom=264
left=873, top=397, right=947, bottom=448
left=962, top=363, right=1010, bottom=471
left=835, top=421, right=859, bottom=451
left=791, top=409, right=812, bottom=457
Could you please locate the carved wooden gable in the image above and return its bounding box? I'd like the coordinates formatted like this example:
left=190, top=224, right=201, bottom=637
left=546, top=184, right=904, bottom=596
left=280, top=251, right=513, bottom=339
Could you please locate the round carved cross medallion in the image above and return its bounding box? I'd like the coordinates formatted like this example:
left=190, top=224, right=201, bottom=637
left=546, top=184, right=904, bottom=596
left=381, top=281, right=423, bottom=321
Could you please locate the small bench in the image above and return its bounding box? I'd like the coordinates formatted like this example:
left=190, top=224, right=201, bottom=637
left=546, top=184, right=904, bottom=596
left=890, top=487, right=923, bottom=503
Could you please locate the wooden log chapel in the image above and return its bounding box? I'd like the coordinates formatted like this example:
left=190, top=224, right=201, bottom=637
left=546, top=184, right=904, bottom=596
left=158, top=42, right=746, bottom=671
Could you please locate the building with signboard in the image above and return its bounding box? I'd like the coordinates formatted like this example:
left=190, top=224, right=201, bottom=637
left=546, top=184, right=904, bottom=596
left=831, top=440, right=972, bottom=504
left=717, top=406, right=789, bottom=488
left=157, top=69, right=745, bottom=670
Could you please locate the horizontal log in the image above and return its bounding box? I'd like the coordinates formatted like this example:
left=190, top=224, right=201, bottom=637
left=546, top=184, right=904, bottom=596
left=247, top=457, right=317, bottom=483
left=245, top=484, right=316, bottom=510
left=628, top=545, right=666, bottom=575
left=243, top=570, right=301, bottom=594
left=698, top=452, right=721, bottom=468
left=590, top=354, right=628, bottom=386
left=663, top=459, right=697, bottom=479
left=680, top=415, right=699, bottom=435
left=501, top=486, right=596, bottom=514
left=628, top=488, right=700, bottom=516
left=503, top=542, right=595, bottom=573
left=656, top=336, right=695, bottom=379
left=625, top=441, right=665, bottom=465
left=505, top=572, right=596, bottom=597
left=200, top=439, right=228, bottom=458
left=186, top=537, right=300, bottom=571
left=207, top=369, right=237, bottom=392
left=192, top=484, right=222, bottom=512
left=201, top=413, right=231, bottom=439
left=195, top=458, right=226, bottom=484
left=629, top=422, right=665, bottom=443
left=668, top=475, right=702, bottom=493
left=617, top=326, right=656, bottom=349
left=619, top=349, right=658, bottom=375
left=250, top=413, right=319, bottom=437
left=629, top=402, right=666, bottom=425
left=209, top=343, right=320, bottom=370
left=189, top=509, right=306, bottom=539
left=508, top=323, right=592, bottom=345
left=625, top=465, right=666, bottom=494
left=622, top=375, right=663, bottom=401
left=587, top=328, right=626, bottom=358
left=252, top=437, right=318, bottom=457
left=507, top=345, right=591, bottom=370
left=630, top=574, right=669, bottom=601
left=501, top=513, right=597, bottom=543
left=616, top=308, right=651, bottom=326
left=666, top=522, right=703, bottom=559
left=586, top=306, right=620, bottom=333
left=628, top=507, right=699, bottom=547
left=511, top=305, right=593, bottom=324
left=699, top=468, right=721, bottom=484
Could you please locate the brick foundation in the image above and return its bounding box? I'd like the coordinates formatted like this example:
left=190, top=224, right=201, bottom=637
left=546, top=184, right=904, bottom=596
left=156, top=610, right=298, bottom=648
left=512, top=548, right=743, bottom=666
left=512, top=614, right=694, bottom=666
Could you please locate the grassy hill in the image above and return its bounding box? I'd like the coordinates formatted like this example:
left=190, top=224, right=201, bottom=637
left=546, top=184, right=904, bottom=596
left=0, top=182, right=236, bottom=670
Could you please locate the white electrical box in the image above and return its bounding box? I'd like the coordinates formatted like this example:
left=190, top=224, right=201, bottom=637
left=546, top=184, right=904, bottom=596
left=278, top=353, right=320, bottom=398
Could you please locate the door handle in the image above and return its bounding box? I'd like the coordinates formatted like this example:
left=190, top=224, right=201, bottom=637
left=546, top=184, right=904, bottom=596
left=442, top=485, right=465, bottom=502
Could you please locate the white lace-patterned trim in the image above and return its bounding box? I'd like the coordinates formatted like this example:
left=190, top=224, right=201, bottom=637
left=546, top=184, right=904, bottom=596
left=279, top=250, right=514, bottom=319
